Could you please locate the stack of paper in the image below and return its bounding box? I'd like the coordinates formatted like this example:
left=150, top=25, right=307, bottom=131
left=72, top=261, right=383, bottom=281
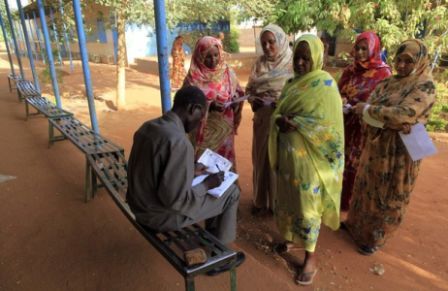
left=192, top=149, right=239, bottom=197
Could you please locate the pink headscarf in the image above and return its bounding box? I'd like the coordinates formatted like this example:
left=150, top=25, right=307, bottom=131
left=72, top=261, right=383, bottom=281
left=352, top=31, right=389, bottom=70
left=184, top=36, right=239, bottom=104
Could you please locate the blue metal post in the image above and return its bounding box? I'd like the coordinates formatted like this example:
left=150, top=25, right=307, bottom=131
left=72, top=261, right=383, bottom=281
left=4, top=0, right=24, bottom=78
left=59, top=0, right=74, bottom=72
left=37, top=0, right=62, bottom=107
left=26, top=16, right=38, bottom=61
left=112, top=12, right=118, bottom=65
left=153, top=0, right=171, bottom=112
left=15, top=20, right=24, bottom=56
left=17, top=0, right=40, bottom=92
left=49, top=8, right=63, bottom=66
left=73, top=0, right=99, bottom=133
left=0, top=13, right=15, bottom=76
left=32, top=11, right=46, bottom=64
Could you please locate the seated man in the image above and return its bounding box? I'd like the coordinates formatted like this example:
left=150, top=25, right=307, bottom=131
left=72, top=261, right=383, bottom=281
left=126, top=86, right=244, bottom=274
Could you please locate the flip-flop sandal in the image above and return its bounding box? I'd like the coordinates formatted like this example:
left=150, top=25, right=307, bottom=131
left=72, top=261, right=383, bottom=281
left=295, top=269, right=318, bottom=286
left=339, top=221, right=349, bottom=231
left=358, top=245, right=378, bottom=256
left=272, top=242, right=289, bottom=254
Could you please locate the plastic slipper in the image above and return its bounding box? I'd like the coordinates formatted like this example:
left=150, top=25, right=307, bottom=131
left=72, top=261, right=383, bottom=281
left=295, top=269, right=318, bottom=286
left=358, top=245, right=378, bottom=256
left=272, top=242, right=289, bottom=254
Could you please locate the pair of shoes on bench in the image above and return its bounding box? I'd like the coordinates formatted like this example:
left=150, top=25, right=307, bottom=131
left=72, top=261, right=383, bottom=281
left=206, top=252, right=245, bottom=276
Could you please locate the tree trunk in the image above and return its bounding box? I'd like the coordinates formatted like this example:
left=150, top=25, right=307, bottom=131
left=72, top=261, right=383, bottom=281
left=116, top=4, right=126, bottom=108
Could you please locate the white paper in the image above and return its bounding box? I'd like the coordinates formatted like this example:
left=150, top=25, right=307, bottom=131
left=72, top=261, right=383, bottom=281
left=343, top=104, right=352, bottom=114
left=192, top=171, right=239, bottom=198
left=192, top=148, right=239, bottom=197
left=197, top=148, right=232, bottom=173
left=399, top=123, right=437, bottom=161
left=224, top=95, right=249, bottom=108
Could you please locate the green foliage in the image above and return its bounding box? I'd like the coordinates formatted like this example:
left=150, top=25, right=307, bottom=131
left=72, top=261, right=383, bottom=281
left=427, top=72, right=448, bottom=132
left=270, top=0, right=448, bottom=63
left=233, top=0, right=279, bottom=22
left=227, top=28, right=240, bottom=53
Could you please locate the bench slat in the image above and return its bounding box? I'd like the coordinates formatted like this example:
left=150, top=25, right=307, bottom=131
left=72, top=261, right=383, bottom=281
left=26, top=96, right=73, bottom=119
left=49, top=117, right=123, bottom=155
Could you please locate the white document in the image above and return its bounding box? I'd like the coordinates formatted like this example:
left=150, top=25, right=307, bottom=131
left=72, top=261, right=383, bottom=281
left=224, top=95, right=249, bottom=108
left=192, top=148, right=239, bottom=198
left=399, top=123, right=437, bottom=161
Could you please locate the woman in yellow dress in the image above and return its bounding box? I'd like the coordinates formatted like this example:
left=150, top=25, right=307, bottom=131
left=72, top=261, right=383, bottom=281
left=269, top=34, right=344, bottom=285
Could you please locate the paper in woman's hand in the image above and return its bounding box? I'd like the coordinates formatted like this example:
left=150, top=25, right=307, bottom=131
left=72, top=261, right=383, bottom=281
left=399, top=123, right=437, bottom=161
left=224, top=95, right=250, bottom=108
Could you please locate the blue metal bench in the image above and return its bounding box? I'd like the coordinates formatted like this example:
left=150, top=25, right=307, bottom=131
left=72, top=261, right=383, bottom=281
left=25, top=96, right=73, bottom=120
left=86, top=151, right=239, bottom=291
left=48, top=116, right=124, bottom=201
left=7, top=73, right=21, bottom=93
left=16, top=79, right=40, bottom=102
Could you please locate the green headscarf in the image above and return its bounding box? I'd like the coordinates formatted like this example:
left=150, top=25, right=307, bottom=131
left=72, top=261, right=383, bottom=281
left=293, top=34, right=325, bottom=75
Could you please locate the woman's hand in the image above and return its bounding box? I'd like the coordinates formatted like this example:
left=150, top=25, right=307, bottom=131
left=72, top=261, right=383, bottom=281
left=353, top=102, right=367, bottom=115
left=387, top=122, right=412, bottom=133
left=250, top=98, right=264, bottom=112
left=276, top=115, right=297, bottom=133
left=209, top=101, right=225, bottom=112
left=401, top=123, right=411, bottom=134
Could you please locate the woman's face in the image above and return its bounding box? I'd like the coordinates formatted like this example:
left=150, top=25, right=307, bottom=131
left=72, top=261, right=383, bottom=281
left=261, top=31, right=279, bottom=59
left=293, top=41, right=313, bottom=76
left=354, top=39, right=369, bottom=62
left=394, top=53, right=415, bottom=77
left=203, top=46, right=220, bottom=69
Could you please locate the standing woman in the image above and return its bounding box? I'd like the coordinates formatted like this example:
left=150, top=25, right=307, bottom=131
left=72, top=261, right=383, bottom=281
left=246, top=24, right=293, bottom=215
left=269, top=35, right=344, bottom=285
left=171, top=35, right=187, bottom=89
left=183, top=36, right=244, bottom=164
left=345, top=39, right=436, bottom=255
left=338, top=32, right=391, bottom=211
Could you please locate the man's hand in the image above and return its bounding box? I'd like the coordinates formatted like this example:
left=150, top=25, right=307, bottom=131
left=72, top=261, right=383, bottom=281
left=203, top=171, right=224, bottom=190
left=194, top=163, right=208, bottom=176
left=276, top=115, right=297, bottom=133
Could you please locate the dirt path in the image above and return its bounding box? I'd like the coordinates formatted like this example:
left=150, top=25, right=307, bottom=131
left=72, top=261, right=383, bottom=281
left=0, top=53, right=447, bottom=291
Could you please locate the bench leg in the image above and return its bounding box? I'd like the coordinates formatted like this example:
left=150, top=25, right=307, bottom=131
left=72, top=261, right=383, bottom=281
left=8, top=78, right=11, bottom=92
left=230, top=268, right=237, bottom=291
left=185, top=276, right=195, bottom=291
left=85, top=158, right=94, bottom=202
left=48, top=121, right=54, bottom=147
left=25, top=101, right=29, bottom=120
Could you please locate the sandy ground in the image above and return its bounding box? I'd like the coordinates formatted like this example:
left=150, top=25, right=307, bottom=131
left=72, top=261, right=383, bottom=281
left=1, top=52, right=448, bottom=291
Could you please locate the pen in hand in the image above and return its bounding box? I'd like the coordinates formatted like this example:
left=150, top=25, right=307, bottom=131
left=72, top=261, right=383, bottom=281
left=215, top=164, right=224, bottom=182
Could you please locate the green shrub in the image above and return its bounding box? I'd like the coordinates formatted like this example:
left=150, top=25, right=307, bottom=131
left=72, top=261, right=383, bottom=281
left=427, top=81, right=448, bottom=132
left=226, top=28, right=239, bottom=53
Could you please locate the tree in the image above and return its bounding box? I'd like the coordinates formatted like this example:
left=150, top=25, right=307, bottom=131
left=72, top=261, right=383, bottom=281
left=270, top=0, right=448, bottom=61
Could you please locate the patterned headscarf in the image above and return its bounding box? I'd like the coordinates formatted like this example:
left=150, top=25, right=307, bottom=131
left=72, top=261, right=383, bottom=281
left=394, top=39, right=430, bottom=77
left=246, top=24, right=293, bottom=98
left=352, top=31, right=389, bottom=70
left=184, top=36, right=238, bottom=103
left=293, top=34, right=325, bottom=76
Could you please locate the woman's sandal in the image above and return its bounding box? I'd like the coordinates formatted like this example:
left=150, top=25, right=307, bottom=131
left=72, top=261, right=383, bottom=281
left=272, top=242, right=297, bottom=254
left=295, top=269, right=318, bottom=286
left=358, top=245, right=378, bottom=256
